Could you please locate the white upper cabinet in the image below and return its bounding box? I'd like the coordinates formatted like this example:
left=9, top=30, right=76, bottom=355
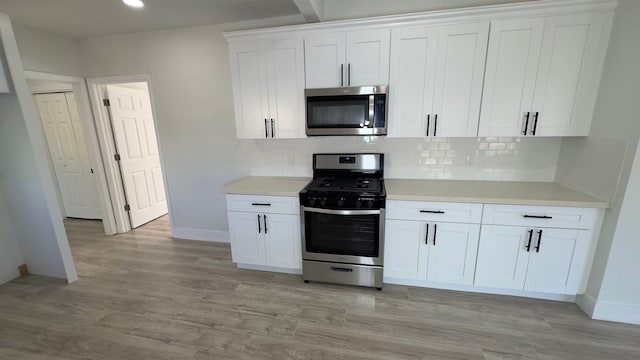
left=479, top=13, right=612, bottom=137
left=389, top=22, right=489, bottom=137
left=530, top=13, right=611, bottom=136
left=229, top=37, right=305, bottom=139
left=304, top=29, right=390, bottom=88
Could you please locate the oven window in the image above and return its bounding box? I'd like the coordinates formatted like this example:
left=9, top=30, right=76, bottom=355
left=305, top=212, right=379, bottom=257
left=307, top=95, right=369, bottom=129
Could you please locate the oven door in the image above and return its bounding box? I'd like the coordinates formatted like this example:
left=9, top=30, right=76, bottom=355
left=301, top=207, right=385, bottom=266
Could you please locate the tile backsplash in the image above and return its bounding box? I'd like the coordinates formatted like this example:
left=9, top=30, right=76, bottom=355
left=241, top=136, right=561, bottom=182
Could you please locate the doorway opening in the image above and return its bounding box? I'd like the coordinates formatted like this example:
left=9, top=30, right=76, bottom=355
left=87, top=76, right=171, bottom=233
left=25, top=71, right=117, bottom=235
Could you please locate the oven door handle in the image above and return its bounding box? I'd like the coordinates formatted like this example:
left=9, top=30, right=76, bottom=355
left=301, top=207, right=382, bottom=216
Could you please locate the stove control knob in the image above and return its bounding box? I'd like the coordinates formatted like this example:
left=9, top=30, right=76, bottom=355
left=355, top=199, right=362, bottom=208
left=367, top=200, right=374, bottom=208
left=308, top=197, right=316, bottom=206
left=337, top=197, right=345, bottom=207
left=320, top=198, right=327, bottom=207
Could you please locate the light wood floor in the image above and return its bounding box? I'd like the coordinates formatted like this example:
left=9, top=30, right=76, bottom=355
left=1, top=216, right=640, bottom=359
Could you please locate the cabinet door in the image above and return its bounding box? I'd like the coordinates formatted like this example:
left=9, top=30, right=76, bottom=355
left=524, top=228, right=587, bottom=294
left=478, top=18, right=545, bottom=137
left=530, top=13, right=610, bottom=136
left=384, top=220, right=429, bottom=280
left=346, top=30, right=391, bottom=86
left=388, top=26, right=438, bottom=137
left=228, top=211, right=266, bottom=266
left=426, top=223, right=480, bottom=285
left=475, top=225, right=530, bottom=290
left=432, top=22, right=489, bottom=137
left=229, top=41, right=270, bottom=139
left=264, top=38, right=306, bottom=139
left=264, top=213, right=302, bottom=270
left=304, top=33, right=346, bottom=88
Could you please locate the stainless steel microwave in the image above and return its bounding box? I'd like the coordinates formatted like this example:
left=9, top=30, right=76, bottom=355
left=305, top=85, right=388, bottom=136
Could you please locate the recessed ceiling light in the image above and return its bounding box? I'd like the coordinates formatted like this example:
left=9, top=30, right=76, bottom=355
left=123, top=0, right=144, bottom=8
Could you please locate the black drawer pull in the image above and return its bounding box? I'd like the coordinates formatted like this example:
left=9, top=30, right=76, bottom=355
left=251, top=203, right=272, bottom=206
left=330, top=267, right=353, bottom=273
left=523, top=215, right=552, bottom=219
left=420, top=210, right=445, bottom=214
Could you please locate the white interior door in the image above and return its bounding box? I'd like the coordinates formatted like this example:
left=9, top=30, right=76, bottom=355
left=106, top=85, right=168, bottom=228
left=35, top=92, right=101, bottom=219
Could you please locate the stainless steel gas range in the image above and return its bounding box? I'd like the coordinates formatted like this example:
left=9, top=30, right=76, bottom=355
left=299, top=153, right=386, bottom=290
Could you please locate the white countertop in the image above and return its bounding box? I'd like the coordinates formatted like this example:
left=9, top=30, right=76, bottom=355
left=223, top=176, right=610, bottom=208
left=223, top=176, right=311, bottom=197
left=385, top=179, right=610, bottom=208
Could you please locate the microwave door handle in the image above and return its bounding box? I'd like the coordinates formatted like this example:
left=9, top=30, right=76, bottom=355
left=368, top=95, right=375, bottom=130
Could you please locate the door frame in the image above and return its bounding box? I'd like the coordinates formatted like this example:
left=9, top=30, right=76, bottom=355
left=86, top=74, right=173, bottom=234
left=24, top=70, right=118, bottom=235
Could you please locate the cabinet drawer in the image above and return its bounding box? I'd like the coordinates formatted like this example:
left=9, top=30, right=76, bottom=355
left=226, top=194, right=299, bottom=215
left=482, top=204, right=598, bottom=229
left=386, top=200, right=482, bottom=224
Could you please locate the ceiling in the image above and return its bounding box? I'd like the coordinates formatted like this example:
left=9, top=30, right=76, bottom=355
left=0, top=0, right=540, bottom=40
left=0, top=0, right=302, bottom=39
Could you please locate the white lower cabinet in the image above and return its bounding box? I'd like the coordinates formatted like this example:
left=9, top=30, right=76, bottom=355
left=384, top=219, right=480, bottom=286
left=385, top=200, right=602, bottom=298
left=475, top=225, right=591, bottom=295
left=227, top=195, right=301, bottom=272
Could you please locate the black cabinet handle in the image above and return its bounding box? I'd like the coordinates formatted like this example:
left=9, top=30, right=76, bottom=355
left=340, top=64, right=344, bottom=87
left=433, top=224, right=438, bottom=246
left=532, top=112, right=539, bottom=136
left=330, top=266, right=353, bottom=273
left=426, top=114, right=430, bottom=137
left=264, top=214, right=268, bottom=234
left=523, top=215, right=552, bottom=219
left=257, top=214, right=261, bottom=234
left=264, top=119, right=268, bottom=138
left=424, top=224, right=429, bottom=245
left=526, top=229, right=533, bottom=252
left=420, top=210, right=445, bottom=214
left=433, top=114, right=438, bottom=136
left=535, top=229, right=542, bottom=253
left=251, top=203, right=271, bottom=206
left=348, top=63, right=351, bottom=86
left=523, top=112, right=530, bottom=135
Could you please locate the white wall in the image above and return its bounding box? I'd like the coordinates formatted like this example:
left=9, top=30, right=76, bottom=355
left=0, top=188, right=23, bottom=285
left=555, top=0, right=640, bottom=323
left=594, top=143, right=640, bottom=323
left=12, top=23, right=81, bottom=77
left=79, top=24, right=251, bottom=239
left=0, top=14, right=77, bottom=282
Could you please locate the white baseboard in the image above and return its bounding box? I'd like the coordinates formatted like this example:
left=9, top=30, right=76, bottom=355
left=172, top=227, right=230, bottom=243
left=384, top=277, right=576, bottom=302
left=576, top=293, right=597, bottom=317
left=592, top=301, right=640, bottom=325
